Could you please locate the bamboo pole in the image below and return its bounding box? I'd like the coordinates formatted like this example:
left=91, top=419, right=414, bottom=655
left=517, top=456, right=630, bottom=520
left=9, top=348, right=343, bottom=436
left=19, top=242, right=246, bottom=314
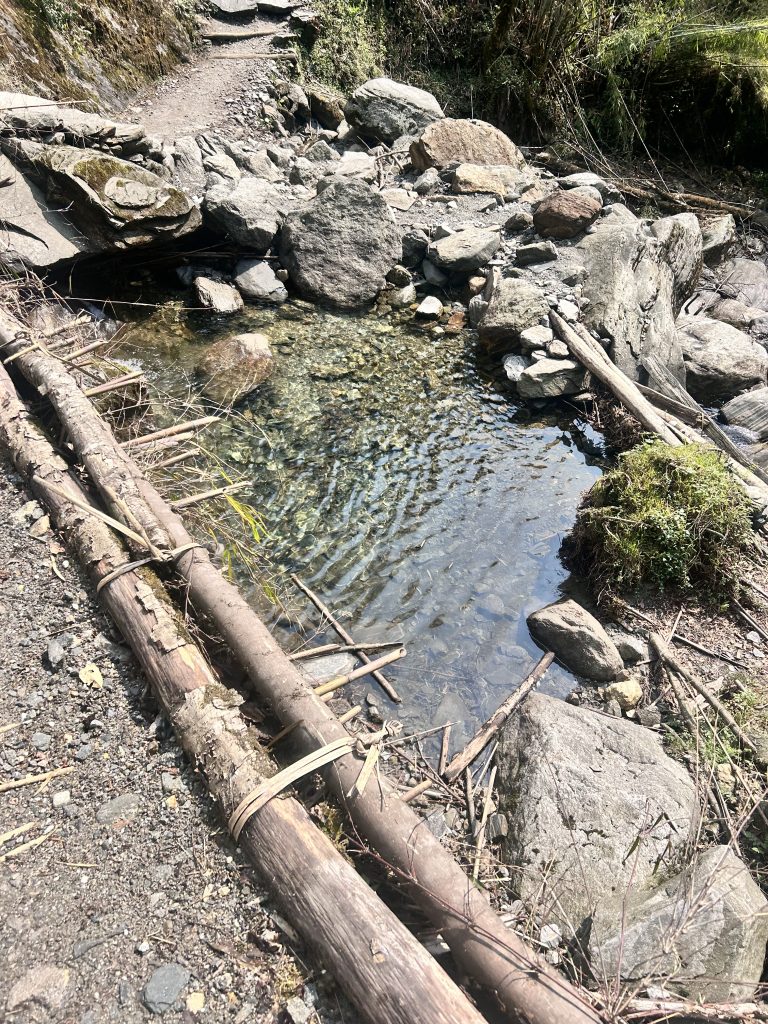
left=0, top=307, right=600, bottom=1024
left=0, top=360, right=488, bottom=1024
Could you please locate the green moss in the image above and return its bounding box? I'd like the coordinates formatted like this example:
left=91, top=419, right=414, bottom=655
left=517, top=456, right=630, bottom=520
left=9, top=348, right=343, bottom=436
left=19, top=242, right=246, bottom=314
left=562, top=440, right=753, bottom=598
left=302, top=0, right=386, bottom=92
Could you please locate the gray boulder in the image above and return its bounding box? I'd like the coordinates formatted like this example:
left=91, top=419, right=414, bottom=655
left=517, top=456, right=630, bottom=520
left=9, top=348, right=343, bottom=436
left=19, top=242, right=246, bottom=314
left=194, top=275, right=243, bottom=314
left=527, top=599, right=623, bottom=680
left=279, top=179, right=401, bottom=308
left=196, top=332, right=275, bottom=406
left=305, top=84, right=346, bottom=129
left=204, top=177, right=282, bottom=250
left=345, top=78, right=444, bottom=144
left=722, top=385, right=768, bottom=439
left=0, top=91, right=145, bottom=150
left=702, top=214, right=737, bottom=266
left=233, top=259, right=288, bottom=303
left=410, top=118, right=525, bottom=171
left=478, top=278, right=548, bottom=348
left=709, top=297, right=767, bottom=333
left=426, top=227, right=500, bottom=272
left=558, top=171, right=622, bottom=202
left=172, top=136, right=206, bottom=194
left=517, top=358, right=586, bottom=398
left=650, top=213, right=703, bottom=314
left=720, top=257, right=768, bottom=310
left=590, top=846, right=768, bottom=1002
left=498, top=693, right=699, bottom=932
left=7, top=140, right=200, bottom=250
left=678, top=316, right=768, bottom=403
left=533, top=190, right=601, bottom=239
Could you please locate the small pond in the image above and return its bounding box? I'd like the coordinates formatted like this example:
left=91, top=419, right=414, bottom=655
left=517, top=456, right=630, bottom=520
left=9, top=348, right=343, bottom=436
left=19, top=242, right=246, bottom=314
left=115, top=295, right=603, bottom=745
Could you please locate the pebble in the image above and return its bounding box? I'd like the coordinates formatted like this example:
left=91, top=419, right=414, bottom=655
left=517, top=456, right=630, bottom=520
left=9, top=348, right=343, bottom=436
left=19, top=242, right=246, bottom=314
left=286, top=996, right=313, bottom=1024
left=52, top=789, right=70, bottom=808
left=96, top=792, right=141, bottom=825
left=46, top=637, right=67, bottom=669
left=416, top=296, right=443, bottom=319
left=75, top=743, right=93, bottom=762
left=31, top=731, right=51, bottom=751
left=142, top=963, right=190, bottom=1015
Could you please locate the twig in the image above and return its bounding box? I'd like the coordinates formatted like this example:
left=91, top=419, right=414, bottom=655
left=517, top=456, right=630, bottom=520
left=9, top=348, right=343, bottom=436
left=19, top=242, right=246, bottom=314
left=464, top=768, right=476, bottom=832
left=731, top=599, right=768, bottom=644
left=0, top=821, right=36, bottom=846
left=668, top=606, right=684, bottom=642
left=122, top=416, right=220, bottom=450
left=338, top=705, right=362, bottom=725
left=744, top=577, right=768, bottom=602
left=438, top=724, right=451, bottom=776
left=289, top=641, right=403, bottom=661
left=472, top=766, right=497, bottom=881
left=0, top=766, right=75, bottom=793
left=291, top=574, right=402, bottom=703
left=0, top=722, right=20, bottom=736
left=443, top=653, right=553, bottom=782
left=314, top=647, right=406, bottom=697
left=151, top=448, right=201, bottom=470
left=0, top=826, right=56, bottom=862
left=402, top=779, right=433, bottom=803
left=671, top=634, right=748, bottom=670
left=171, top=481, right=249, bottom=510
left=84, top=371, right=144, bottom=398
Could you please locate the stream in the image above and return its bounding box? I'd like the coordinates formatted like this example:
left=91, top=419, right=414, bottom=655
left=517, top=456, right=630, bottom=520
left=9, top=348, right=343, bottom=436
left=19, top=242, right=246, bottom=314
left=115, top=293, right=603, bottom=746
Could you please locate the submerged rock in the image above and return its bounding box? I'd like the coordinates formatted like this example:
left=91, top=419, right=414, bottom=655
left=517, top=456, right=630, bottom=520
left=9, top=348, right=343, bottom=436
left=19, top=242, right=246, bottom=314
left=345, top=78, right=444, bottom=144
left=527, top=599, right=623, bottom=680
left=410, top=118, right=525, bottom=171
left=279, top=179, right=401, bottom=309
left=678, top=316, right=768, bottom=403
left=197, top=332, right=275, bottom=406
left=590, top=846, right=768, bottom=1002
left=497, top=693, right=699, bottom=932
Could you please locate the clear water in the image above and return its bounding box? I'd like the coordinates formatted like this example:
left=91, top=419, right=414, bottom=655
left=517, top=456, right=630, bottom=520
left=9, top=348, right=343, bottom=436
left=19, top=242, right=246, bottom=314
left=117, top=299, right=603, bottom=745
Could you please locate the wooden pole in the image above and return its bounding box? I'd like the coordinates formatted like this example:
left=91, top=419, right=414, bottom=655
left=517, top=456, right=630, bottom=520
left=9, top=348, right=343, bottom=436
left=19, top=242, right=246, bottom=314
left=0, top=308, right=600, bottom=1024
left=0, top=361, right=488, bottom=1024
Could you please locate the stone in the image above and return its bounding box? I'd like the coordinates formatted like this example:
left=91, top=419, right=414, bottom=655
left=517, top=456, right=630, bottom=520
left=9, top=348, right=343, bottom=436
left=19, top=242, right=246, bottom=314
left=286, top=996, right=313, bottom=1024
left=516, top=358, right=587, bottom=399
left=205, top=177, right=281, bottom=251
left=305, top=84, right=346, bottom=129
left=304, top=139, right=338, bottom=163
left=519, top=325, right=554, bottom=353
left=172, top=136, right=206, bottom=194
left=0, top=153, right=87, bottom=271
left=416, top=296, right=443, bottom=319
left=505, top=205, right=534, bottom=232
left=386, top=264, right=411, bottom=287
left=533, top=190, right=601, bottom=239
left=478, top=278, right=548, bottom=347
left=709, top=297, right=767, bottom=333
left=527, top=599, right=623, bottom=681
left=202, top=149, right=240, bottom=181
left=401, top=228, right=429, bottom=268
left=678, top=316, right=768, bottom=403
left=387, top=284, right=417, bottom=307
left=608, top=630, right=648, bottom=664
left=197, top=332, right=274, bottom=406
left=0, top=91, right=144, bottom=147
left=722, top=386, right=768, bottom=439
left=451, top=163, right=526, bottom=196
left=345, top=78, right=444, bottom=144
left=558, top=171, right=622, bottom=202
left=96, top=792, right=141, bottom=825
left=47, top=636, right=67, bottom=668
left=31, top=730, right=51, bottom=751
left=7, top=965, right=70, bottom=1012
left=468, top=294, right=488, bottom=326
left=422, top=259, right=448, bottom=286
left=516, top=240, right=558, bottom=266
left=6, top=141, right=200, bottom=253
left=289, top=156, right=324, bottom=188
left=637, top=705, right=662, bottom=729
left=719, top=257, right=768, bottom=310
left=503, top=353, right=528, bottom=383
left=335, top=150, right=377, bottom=181
left=411, top=118, right=524, bottom=171
left=143, top=963, right=190, bottom=1015
left=381, top=187, right=416, bottom=211
left=650, top=213, right=703, bottom=313
left=590, top=846, right=768, bottom=1002
left=52, top=789, right=70, bottom=808
left=604, top=676, right=643, bottom=711
left=498, top=693, right=699, bottom=932
left=546, top=339, right=569, bottom=358
left=280, top=179, right=401, bottom=309
left=702, top=214, right=737, bottom=266
left=426, top=227, right=500, bottom=272
left=413, top=167, right=439, bottom=195
left=233, top=259, right=288, bottom=304
left=193, top=276, right=243, bottom=314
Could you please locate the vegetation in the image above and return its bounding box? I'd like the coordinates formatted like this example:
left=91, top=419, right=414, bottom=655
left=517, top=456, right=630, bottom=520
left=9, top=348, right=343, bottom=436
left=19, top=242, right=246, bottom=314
left=562, top=441, right=753, bottom=598
left=305, top=0, right=768, bottom=165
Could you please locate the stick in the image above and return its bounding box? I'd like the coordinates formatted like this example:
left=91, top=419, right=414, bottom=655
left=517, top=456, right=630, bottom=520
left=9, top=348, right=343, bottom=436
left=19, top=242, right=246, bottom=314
left=443, top=653, right=553, bottom=783
left=0, top=766, right=74, bottom=793
left=171, top=482, right=249, bottom=510
left=472, top=766, right=497, bottom=880
left=40, top=480, right=149, bottom=549
left=62, top=339, right=108, bottom=363
left=203, top=27, right=274, bottom=40
left=289, top=641, right=403, bottom=661
left=291, top=574, right=402, bottom=703
left=464, top=768, right=476, bottom=831
left=151, top=448, right=201, bottom=470
left=402, top=778, right=433, bottom=803
left=0, top=826, right=55, bottom=863
left=0, top=821, right=36, bottom=846
left=314, top=647, right=406, bottom=697
left=0, top=722, right=20, bottom=735
left=122, top=416, right=220, bottom=450
left=438, top=724, right=451, bottom=776
left=338, top=705, right=362, bottom=725
left=671, top=633, right=747, bottom=669
left=731, top=599, right=768, bottom=644
left=84, top=371, right=144, bottom=398
left=211, top=52, right=298, bottom=61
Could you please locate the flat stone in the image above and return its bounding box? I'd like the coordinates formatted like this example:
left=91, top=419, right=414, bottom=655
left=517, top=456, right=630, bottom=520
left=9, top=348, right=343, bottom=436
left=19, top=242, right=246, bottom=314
left=527, top=599, right=623, bottom=681
left=519, top=325, right=554, bottom=353
left=503, top=353, right=528, bottom=383
left=193, top=276, right=243, bottom=315
left=96, top=792, right=141, bottom=825
left=516, top=240, right=558, bottom=266
left=516, top=358, right=587, bottom=399
left=533, top=190, right=601, bottom=239
left=478, top=278, right=548, bottom=347
left=381, top=187, right=416, bottom=211
left=411, top=118, right=525, bottom=171
left=558, top=171, right=622, bottom=202
left=426, top=227, right=500, bottom=272
left=702, top=214, right=737, bottom=266
left=31, top=731, right=51, bottom=751
left=142, top=963, right=190, bottom=1015
left=678, top=316, right=768, bottom=403
left=451, top=163, right=527, bottom=196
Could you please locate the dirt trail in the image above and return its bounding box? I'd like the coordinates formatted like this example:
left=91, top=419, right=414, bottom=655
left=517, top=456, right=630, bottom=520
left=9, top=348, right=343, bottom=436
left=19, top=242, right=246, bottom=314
left=123, top=11, right=291, bottom=140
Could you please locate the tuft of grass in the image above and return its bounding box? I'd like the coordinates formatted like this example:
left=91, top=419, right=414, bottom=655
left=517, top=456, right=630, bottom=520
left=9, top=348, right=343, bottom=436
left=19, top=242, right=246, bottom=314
left=562, top=440, right=754, bottom=598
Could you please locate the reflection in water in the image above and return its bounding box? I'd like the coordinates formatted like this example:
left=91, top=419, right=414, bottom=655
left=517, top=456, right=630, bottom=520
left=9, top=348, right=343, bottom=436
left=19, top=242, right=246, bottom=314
left=119, top=300, right=603, bottom=742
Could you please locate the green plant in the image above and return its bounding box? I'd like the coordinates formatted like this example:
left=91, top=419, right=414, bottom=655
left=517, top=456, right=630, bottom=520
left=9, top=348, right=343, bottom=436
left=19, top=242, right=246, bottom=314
left=304, top=0, right=386, bottom=92
left=562, top=441, right=753, bottom=597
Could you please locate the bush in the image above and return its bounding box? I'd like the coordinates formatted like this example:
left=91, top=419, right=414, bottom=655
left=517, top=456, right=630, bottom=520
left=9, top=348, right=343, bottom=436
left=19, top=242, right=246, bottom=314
left=562, top=441, right=753, bottom=598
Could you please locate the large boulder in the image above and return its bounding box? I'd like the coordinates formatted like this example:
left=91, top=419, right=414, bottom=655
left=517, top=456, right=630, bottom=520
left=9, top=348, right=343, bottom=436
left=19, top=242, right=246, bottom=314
left=410, top=118, right=525, bottom=171
left=533, top=190, right=601, bottom=239
left=0, top=91, right=145, bottom=151
left=0, top=153, right=87, bottom=270
left=279, top=179, right=401, bottom=308
left=590, top=846, right=768, bottom=1002
left=477, top=278, right=548, bottom=348
left=527, top=599, right=623, bottom=680
left=720, top=257, right=768, bottom=310
left=6, top=140, right=200, bottom=250
left=702, top=214, right=737, bottom=267
left=677, top=316, right=768, bottom=403
left=204, top=177, right=282, bottom=250
left=196, top=332, right=274, bottom=405
left=722, top=386, right=768, bottom=439
left=426, top=227, right=500, bottom=273
left=498, top=694, right=699, bottom=932
left=650, top=213, right=703, bottom=314
left=345, top=78, right=444, bottom=144
left=516, top=358, right=587, bottom=399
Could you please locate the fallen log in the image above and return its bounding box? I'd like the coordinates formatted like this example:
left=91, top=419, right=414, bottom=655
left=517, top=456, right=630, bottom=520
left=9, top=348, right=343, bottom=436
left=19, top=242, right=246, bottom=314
left=0, top=307, right=600, bottom=1024
left=0, top=361, right=487, bottom=1024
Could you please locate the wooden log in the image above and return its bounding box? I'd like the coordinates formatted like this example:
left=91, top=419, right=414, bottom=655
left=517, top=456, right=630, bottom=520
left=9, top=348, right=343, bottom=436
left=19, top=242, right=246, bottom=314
left=549, top=311, right=681, bottom=446
left=0, top=361, right=487, bottom=1024
left=443, top=654, right=553, bottom=783
left=0, top=308, right=600, bottom=1024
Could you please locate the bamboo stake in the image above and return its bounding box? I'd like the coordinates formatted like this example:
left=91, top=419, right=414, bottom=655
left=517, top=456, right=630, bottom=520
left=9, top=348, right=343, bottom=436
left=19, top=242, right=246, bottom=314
left=315, top=647, right=407, bottom=697
left=122, top=416, right=220, bottom=450
left=151, top=448, right=201, bottom=470
left=62, top=339, right=107, bottom=363
left=338, top=705, right=362, bottom=725
left=443, top=654, right=553, bottom=783
left=0, top=766, right=74, bottom=793
left=291, top=574, right=402, bottom=703
left=84, top=371, right=144, bottom=397
left=402, top=779, right=433, bottom=803
left=289, top=641, right=403, bottom=661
